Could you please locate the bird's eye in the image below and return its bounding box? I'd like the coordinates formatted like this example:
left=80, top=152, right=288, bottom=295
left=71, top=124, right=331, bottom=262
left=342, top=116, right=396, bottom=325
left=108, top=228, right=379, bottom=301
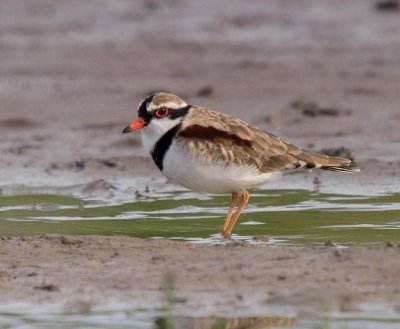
left=154, top=107, right=169, bottom=118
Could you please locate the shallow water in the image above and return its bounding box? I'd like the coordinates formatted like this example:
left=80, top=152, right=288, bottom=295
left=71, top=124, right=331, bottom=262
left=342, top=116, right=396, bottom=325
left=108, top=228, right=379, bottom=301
left=0, top=189, right=399, bottom=245
left=1, top=189, right=400, bottom=329
left=1, top=310, right=400, bottom=329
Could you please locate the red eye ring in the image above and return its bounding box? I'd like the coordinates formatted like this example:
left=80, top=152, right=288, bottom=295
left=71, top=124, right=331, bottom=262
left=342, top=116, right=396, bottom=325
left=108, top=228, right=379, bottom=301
left=154, top=107, right=169, bottom=118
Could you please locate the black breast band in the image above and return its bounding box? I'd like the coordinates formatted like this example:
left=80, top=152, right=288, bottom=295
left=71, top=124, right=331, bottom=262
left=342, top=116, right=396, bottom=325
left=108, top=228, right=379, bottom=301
left=151, top=124, right=181, bottom=171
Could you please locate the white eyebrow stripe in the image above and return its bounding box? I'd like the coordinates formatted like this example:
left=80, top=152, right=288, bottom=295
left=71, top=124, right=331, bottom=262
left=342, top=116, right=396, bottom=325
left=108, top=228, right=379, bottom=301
left=148, top=101, right=188, bottom=111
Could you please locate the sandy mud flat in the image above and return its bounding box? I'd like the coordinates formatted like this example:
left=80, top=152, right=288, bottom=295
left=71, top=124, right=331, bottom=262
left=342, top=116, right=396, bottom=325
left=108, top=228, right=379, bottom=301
left=0, top=235, right=399, bottom=315
left=1, top=0, right=400, bottom=197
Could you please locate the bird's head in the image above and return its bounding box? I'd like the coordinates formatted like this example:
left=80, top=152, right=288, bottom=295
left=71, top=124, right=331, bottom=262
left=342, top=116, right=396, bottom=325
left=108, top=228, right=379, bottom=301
left=122, top=92, right=190, bottom=135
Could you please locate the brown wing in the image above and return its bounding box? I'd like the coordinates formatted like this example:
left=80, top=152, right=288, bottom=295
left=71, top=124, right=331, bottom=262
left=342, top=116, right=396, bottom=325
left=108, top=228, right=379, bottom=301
left=178, top=106, right=356, bottom=173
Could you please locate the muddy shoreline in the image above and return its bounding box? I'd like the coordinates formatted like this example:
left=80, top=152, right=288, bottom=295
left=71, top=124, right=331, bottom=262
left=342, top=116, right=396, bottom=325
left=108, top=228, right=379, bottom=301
left=1, top=235, right=399, bottom=315
left=1, top=1, right=400, bottom=198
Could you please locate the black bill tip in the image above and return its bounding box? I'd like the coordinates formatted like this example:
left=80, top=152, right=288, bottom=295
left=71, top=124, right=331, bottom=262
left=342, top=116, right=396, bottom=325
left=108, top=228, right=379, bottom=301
left=122, top=126, right=131, bottom=134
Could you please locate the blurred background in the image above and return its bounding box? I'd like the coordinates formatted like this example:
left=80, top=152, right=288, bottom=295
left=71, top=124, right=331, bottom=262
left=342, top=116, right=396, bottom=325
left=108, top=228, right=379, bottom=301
left=1, top=0, right=400, bottom=192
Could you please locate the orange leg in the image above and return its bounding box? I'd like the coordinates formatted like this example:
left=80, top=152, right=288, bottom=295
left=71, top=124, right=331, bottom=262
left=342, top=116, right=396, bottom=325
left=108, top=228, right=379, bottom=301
left=221, top=192, right=239, bottom=234
left=222, top=190, right=250, bottom=236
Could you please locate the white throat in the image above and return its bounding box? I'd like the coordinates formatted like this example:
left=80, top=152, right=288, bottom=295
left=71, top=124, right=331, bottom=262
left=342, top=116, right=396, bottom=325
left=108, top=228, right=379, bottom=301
left=141, top=117, right=182, bottom=153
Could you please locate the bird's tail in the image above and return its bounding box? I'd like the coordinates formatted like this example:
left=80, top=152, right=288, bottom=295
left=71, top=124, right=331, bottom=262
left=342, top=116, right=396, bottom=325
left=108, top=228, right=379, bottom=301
left=293, top=149, right=359, bottom=172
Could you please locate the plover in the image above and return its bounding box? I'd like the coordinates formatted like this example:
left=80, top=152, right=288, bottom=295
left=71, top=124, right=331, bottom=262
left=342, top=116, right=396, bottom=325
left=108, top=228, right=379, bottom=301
left=123, top=93, right=357, bottom=236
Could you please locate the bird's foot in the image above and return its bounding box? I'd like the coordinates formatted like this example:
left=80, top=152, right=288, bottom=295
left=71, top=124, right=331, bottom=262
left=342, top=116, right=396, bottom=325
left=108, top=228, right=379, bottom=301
left=220, top=230, right=232, bottom=239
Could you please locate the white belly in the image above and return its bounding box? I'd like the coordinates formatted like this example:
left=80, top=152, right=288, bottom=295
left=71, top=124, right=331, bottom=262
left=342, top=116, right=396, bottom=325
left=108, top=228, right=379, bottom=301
left=162, top=143, right=279, bottom=193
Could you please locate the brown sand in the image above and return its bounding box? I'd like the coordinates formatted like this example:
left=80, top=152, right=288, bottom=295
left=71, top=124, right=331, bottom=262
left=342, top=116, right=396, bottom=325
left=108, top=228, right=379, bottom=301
left=0, top=235, right=400, bottom=314
left=1, top=0, right=400, bottom=196
left=1, top=0, right=400, bottom=315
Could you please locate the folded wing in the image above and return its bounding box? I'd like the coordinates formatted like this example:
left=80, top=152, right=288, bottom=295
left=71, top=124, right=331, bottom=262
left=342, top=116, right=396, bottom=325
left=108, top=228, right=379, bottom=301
left=177, top=106, right=356, bottom=173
